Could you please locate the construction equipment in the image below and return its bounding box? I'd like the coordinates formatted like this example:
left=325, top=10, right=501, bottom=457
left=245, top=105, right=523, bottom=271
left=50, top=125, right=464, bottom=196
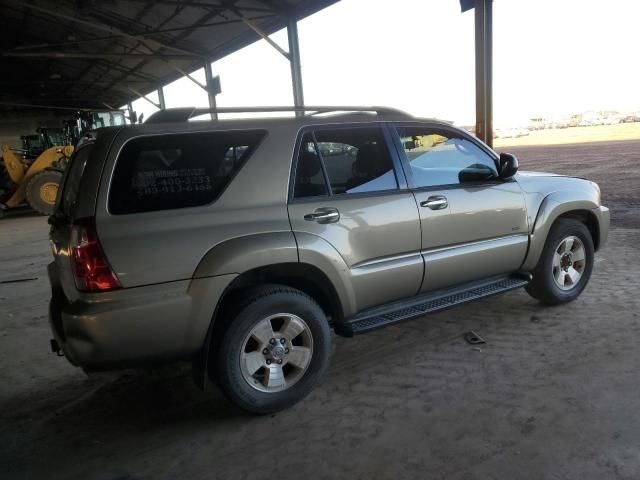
left=0, top=143, right=73, bottom=215
left=0, top=110, right=126, bottom=216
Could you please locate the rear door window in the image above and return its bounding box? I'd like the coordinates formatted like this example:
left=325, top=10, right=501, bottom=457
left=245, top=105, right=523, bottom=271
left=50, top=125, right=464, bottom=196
left=293, top=126, right=397, bottom=198
left=109, top=130, right=266, bottom=214
left=294, top=133, right=329, bottom=198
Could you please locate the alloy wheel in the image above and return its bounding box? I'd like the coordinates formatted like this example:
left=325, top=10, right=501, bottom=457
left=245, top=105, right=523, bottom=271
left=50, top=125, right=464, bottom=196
left=240, top=313, right=314, bottom=393
left=552, top=235, right=587, bottom=290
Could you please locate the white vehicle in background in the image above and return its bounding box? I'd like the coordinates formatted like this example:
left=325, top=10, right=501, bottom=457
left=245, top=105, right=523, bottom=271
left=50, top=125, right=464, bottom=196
left=552, top=118, right=571, bottom=129
left=602, top=115, right=622, bottom=125
left=495, top=127, right=529, bottom=139
left=579, top=112, right=605, bottom=126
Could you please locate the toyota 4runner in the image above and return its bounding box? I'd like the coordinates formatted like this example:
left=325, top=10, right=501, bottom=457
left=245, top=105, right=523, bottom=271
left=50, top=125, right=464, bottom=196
left=47, top=106, right=610, bottom=413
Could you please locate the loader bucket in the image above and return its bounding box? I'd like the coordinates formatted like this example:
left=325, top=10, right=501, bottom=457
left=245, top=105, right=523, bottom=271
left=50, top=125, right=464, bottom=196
left=1, top=145, right=25, bottom=183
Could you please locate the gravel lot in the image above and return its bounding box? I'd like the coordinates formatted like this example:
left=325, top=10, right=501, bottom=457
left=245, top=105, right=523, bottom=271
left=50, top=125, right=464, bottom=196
left=1, top=140, right=639, bottom=480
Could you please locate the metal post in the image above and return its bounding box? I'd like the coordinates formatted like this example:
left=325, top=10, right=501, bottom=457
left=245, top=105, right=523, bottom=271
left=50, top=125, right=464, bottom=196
left=474, top=0, right=493, bottom=147
left=485, top=0, right=493, bottom=147
left=157, top=86, right=166, bottom=110
left=127, top=102, right=135, bottom=124
left=204, top=62, right=218, bottom=120
left=287, top=17, right=304, bottom=117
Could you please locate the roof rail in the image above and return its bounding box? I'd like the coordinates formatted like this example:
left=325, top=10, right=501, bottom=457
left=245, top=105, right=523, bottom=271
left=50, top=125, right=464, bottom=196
left=145, top=106, right=411, bottom=124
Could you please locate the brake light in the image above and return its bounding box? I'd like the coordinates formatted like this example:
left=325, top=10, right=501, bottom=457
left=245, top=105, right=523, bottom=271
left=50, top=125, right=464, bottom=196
left=70, top=219, right=121, bottom=292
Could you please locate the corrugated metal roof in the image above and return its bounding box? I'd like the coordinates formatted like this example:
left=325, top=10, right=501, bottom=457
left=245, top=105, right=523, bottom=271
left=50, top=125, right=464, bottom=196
left=0, top=0, right=339, bottom=111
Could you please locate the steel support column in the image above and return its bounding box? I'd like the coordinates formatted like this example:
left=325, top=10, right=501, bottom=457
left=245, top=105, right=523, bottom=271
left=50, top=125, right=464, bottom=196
left=157, top=86, right=166, bottom=110
left=287, top=17, right=304, bottom=117
left=127, top=102, right=135, bottom=124
left=204, top=62, right=218, bottom=120
left=474, top=0, right=493, bottom=147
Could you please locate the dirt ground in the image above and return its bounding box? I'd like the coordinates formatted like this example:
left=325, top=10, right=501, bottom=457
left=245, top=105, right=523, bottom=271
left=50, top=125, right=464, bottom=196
left=1, top=140, right=639, bottom=480
left=494, top=123, right=640, bottom=148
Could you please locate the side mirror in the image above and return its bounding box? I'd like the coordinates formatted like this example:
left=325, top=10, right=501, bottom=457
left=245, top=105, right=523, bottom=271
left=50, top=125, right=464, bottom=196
left=458, top=163, right=497, bottom=183
left=499, top=153, right=518, bottom=178
left=404, top=140, right=416, bottom=150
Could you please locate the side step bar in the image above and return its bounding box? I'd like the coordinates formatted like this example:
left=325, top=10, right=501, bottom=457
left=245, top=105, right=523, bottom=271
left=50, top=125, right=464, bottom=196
left=335, top=273, right=531, bottom=337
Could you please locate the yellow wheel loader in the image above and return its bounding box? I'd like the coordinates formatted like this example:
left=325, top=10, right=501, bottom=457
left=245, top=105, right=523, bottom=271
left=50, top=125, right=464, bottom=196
left=0, top=144, right=73, bottom=215
left=0, top=109, right=128, bottom=216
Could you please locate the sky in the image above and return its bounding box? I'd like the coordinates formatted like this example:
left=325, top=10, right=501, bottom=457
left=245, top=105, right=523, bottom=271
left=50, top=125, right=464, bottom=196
left=131, top=0, right=640, bottom=127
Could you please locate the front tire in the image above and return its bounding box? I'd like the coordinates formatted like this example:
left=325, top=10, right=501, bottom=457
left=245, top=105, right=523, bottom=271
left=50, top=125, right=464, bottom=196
left=526, top=218, right=594, bottom=305
left=214, top=285, right=332, bottom=414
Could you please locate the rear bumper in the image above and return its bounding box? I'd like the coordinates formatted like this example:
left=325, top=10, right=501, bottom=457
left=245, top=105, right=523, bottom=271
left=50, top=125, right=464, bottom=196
left=48, top=262, right=236, bottom=370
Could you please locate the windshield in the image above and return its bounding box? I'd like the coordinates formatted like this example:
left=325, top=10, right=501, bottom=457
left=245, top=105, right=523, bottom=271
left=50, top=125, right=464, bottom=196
left=43, top=129, right=67, bottom=147
left=56, top=143, right=94, bottom=218
left=92, top=112, right=126, bottom=128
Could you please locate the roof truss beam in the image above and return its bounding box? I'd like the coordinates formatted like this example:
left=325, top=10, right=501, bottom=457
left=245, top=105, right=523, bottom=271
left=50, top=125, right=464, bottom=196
left=128, top=87, right=162, bottom=109
left=123, top=0, right=277, bottom=13
left=7, top=0, right=204, bottom=58
left=3, top=51, right=199, bottom=60
left=72, top=0, right=193, bottom=98
left=9, top=13, right=276, bottom=52
left=97, top=4, right=229, bottom=97
left=235, top=10, right=290, bottom=60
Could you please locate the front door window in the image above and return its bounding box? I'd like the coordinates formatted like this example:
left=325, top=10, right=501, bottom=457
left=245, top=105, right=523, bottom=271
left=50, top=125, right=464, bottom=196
left=397, top=127, right=498, bottom=188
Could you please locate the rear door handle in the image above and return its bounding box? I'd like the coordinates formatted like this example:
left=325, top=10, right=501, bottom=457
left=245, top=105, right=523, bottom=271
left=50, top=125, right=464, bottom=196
left=304, top=207, right=340, bottom=224
left=420, top=195, right=448, bottom=210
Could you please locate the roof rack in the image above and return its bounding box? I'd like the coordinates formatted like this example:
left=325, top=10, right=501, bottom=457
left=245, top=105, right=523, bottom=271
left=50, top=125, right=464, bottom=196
left=145, top=106, right=411, bottom=124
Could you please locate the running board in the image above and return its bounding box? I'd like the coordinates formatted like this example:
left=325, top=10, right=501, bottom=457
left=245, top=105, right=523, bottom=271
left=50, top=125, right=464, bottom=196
left=335, top=274, right=531, bottom=337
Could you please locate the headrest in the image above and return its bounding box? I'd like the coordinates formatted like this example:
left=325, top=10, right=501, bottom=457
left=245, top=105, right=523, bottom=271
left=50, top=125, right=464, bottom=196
left=354, top=143, right=384, bottom=177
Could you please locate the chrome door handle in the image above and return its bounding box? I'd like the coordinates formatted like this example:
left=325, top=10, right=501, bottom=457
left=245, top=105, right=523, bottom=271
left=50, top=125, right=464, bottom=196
left=420, top=195, right=448, bottom=210
left=304, top=208, right=340, bottom=224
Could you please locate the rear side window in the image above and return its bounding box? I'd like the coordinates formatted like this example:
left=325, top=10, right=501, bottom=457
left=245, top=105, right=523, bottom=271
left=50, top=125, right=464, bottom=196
left=293, top=126, right=397, bottom=198
left=109, top=130, right=265, bottom=214
left=294, top=133, right=329, bottom=198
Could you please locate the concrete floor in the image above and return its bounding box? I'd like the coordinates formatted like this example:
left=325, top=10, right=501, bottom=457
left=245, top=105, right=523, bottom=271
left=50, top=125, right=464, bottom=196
left=1, top=140, right=639, bottom=480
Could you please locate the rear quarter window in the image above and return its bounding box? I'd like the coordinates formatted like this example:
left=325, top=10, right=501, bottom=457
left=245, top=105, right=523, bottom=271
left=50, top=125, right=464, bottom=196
left=108, top=130, right=266, bottom=214
left=57, top=143, right=93, bottom=218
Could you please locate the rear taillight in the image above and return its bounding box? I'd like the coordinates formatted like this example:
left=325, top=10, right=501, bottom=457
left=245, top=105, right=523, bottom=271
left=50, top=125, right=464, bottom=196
left=70, top=218, right=121, bottom=292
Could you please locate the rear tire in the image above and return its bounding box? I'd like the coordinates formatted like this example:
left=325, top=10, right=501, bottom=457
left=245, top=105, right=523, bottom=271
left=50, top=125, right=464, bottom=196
left=525, top=218, right=594, bottom=305
left=214, top=285, right=332, bottom=414
left=26, top=169, right=63, bottom=215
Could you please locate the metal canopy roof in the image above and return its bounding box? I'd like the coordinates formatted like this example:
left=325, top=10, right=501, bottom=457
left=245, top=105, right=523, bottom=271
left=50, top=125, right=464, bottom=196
left=0, top=0, right=339, bottom=111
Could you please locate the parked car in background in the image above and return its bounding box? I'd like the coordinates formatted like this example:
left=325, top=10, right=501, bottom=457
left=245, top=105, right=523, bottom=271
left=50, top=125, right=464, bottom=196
left=622, top=114, right=640, bottom=123
left=602, top=116, right=621, bottom=125
left=495, top=127, right=529, bottom=139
